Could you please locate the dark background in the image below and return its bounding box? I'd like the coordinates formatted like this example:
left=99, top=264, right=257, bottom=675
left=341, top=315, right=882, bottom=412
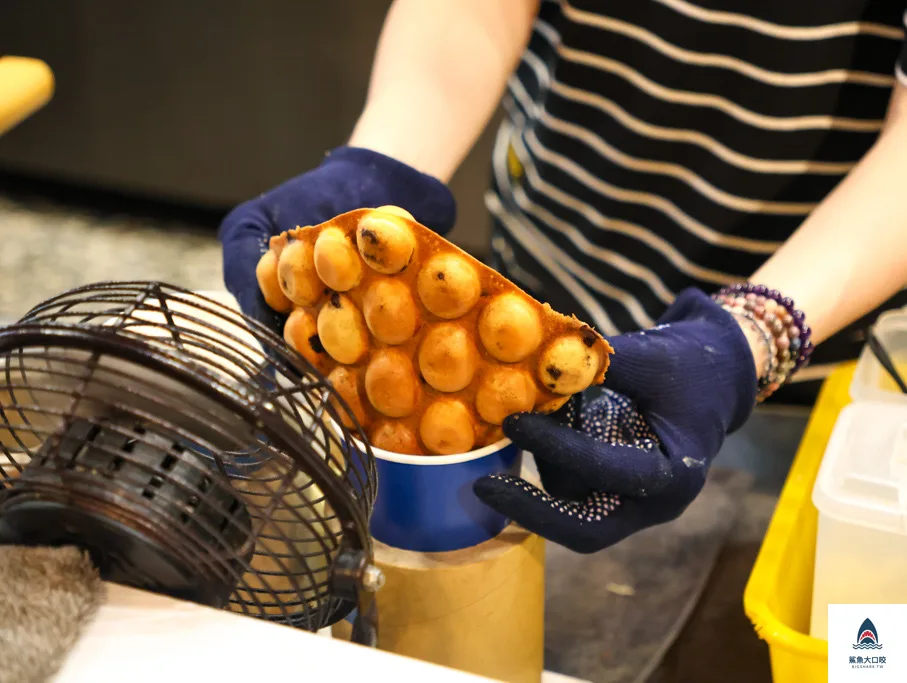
left=0, top=0, right=499, bottom=255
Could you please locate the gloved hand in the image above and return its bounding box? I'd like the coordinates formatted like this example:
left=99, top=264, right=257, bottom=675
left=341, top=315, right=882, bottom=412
left=474, top=288, right=759, bottom=553
left=219, top=146, right=456, bottom=331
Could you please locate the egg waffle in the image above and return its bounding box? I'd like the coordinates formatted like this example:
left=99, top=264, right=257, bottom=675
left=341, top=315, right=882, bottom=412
left=256, top=206, right=613, bottom=456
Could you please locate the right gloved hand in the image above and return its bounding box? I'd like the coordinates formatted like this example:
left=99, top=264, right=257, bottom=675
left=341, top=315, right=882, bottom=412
left=218, top=146, right=456, bottom=332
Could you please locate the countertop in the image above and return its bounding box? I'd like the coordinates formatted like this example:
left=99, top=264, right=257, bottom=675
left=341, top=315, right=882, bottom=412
left=54, top=583, right=497, bottom=683
left=0, top=193, right=224, bottom=320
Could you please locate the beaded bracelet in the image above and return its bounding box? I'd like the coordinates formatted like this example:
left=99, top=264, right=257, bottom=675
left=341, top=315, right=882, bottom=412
left=712, top=283, right=814, bottom=402
left=731, top=311, right=777, bottom=384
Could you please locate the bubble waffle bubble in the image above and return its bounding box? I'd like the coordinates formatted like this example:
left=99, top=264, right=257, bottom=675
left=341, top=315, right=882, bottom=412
left=259, top=207, right=613, bottom=456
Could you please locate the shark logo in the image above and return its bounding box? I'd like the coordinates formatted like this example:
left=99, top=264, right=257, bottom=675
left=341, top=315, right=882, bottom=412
left=853, top=618, right=883, bottom=650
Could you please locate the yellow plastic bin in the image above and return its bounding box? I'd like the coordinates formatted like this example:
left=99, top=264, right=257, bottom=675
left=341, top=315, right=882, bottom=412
left=744, top=363, right=856, bottom=682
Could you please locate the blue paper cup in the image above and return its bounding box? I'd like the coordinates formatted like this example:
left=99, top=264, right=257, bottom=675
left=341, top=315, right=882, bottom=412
left=336, top=423, right=522, bottom=553
left=370, top=438, right=522, bottom=552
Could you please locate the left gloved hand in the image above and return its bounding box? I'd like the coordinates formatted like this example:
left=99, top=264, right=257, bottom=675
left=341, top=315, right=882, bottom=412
left=218, top=146, right=456, bottom=334
left=473, top=288, right=759, bottom=553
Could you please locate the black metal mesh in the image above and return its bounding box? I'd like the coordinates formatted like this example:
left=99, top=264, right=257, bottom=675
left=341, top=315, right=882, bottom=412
left=0, top=282, right=376, bottom=631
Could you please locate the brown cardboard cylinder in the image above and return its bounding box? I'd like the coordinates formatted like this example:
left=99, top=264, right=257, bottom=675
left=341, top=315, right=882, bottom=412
left=335, top=524, right=545, bottom=683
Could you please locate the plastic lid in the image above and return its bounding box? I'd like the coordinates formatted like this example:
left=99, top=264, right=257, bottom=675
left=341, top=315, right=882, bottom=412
left=813, top=401, right=907, bottom=535
left=850, top=309, right=907, bottom=404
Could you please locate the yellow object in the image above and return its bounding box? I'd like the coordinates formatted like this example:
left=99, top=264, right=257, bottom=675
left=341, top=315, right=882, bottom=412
left=744, top=362, right=857, bottom=682
left=507, top=143, right=524, bottom=180
left=0, top=56, right=54, bottom=137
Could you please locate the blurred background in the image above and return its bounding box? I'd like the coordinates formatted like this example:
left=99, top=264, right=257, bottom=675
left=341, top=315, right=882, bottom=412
left=0, top=0, right=499, bottom=319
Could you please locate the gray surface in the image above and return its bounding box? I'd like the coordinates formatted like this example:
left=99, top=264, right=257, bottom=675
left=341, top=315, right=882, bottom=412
left=0, top=193, right=224, bottom=320
left=542, top=406, right=810, bottom=683
left=648, top=408, right=811, bottom=683
left=546, top=469, right=753, bottom=683
left=649, top=492, right=780, bottom=683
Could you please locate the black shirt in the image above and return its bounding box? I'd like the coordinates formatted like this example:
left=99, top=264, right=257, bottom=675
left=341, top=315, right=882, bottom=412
left=487, top=0, right=907, bottom=405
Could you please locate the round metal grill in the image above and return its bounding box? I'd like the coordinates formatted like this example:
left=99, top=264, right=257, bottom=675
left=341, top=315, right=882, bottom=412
left=0, top=281, right=377, bottom=636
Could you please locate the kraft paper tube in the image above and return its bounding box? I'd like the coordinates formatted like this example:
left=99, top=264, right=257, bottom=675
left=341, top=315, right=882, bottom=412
left=335, top=524, right=545, bottom=683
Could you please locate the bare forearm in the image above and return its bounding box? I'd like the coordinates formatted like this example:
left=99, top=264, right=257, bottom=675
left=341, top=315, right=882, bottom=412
left=349, top=0, right=538, bottom=182
left=750, top=86, right=907, bottom=348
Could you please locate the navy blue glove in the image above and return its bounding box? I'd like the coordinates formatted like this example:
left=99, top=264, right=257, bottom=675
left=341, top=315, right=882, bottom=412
left=474, top=288, right=758, bottom=553
left=219, top=146, right=456, bottom=330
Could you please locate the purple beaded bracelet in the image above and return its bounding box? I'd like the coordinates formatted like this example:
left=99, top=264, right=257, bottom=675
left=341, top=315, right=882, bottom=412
left=712, top=283, right=814, bottom=402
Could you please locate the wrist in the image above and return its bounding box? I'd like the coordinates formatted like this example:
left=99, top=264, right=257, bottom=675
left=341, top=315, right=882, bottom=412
left=349, top=109, right=460, bottom=183
left=322, top=146, right=458, bottom=234
left=730, top=312, right=772, bottom=382
left=713, top=283, right=814, bottom=402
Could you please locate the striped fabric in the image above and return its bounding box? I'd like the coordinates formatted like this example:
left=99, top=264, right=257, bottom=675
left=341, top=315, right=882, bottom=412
left=486, top=0, right=907, bottom=405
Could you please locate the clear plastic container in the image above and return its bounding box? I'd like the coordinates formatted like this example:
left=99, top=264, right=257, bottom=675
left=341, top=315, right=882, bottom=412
left=809, top=401, right=907, bottom=639
left=850, top=308, right=907, bottom=404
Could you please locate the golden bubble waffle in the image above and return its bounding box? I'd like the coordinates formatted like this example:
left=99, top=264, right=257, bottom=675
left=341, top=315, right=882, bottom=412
left=257, top=206, right=613, bottom=456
